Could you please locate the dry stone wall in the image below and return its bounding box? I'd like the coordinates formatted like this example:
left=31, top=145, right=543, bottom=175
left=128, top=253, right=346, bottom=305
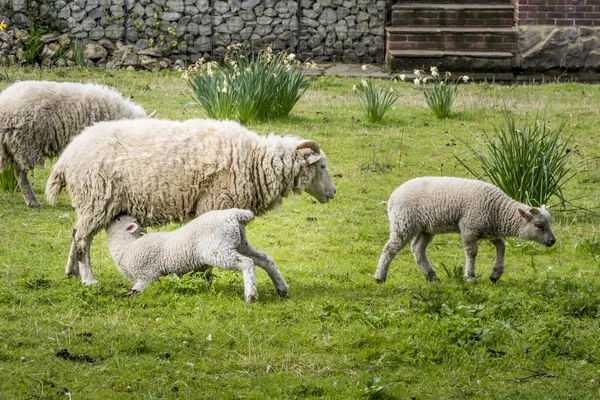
left=0, top=0, right=389, bottom=69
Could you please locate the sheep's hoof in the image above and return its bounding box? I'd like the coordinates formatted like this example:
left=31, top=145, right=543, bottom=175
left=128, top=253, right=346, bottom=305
left=277, top=288, right=289, bottom=298
left=465, top=277, right=477, bottom=283
left=374, top=277, right=386, bottom=284
left=245, top=293, right=258, bottom=303
left=28, top=200, right=41, bottom=208
left=426, top=273, right=440, bottom=282
left=115, top=288, right=138, bottom=297
left=490, top=276, right=499, bottom=283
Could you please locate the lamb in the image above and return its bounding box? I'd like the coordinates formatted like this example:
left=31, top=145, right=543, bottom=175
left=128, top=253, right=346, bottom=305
left=375, top=177, right=556, bottom=283
left=46, top=118, right=336, bottom=285
left=0, top=80, right=150, bottom=207
left=106, top=210, right=289, bottom=302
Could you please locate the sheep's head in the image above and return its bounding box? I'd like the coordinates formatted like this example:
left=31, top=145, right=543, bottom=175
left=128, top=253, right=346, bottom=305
left=106, top=214, right=146, bottom=239
left=518, top=205, right=556, bottom=247
left=296, top=140, right=336, bottom=203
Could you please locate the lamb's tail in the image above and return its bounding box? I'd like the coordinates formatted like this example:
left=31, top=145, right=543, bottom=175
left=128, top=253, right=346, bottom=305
left=233, top=209, right=255, bottom=225
left=45, top=163, right=66, bottom=205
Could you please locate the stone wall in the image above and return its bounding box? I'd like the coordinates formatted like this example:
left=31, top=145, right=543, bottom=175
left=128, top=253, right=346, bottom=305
left=0, top=0, right=389, bottom=69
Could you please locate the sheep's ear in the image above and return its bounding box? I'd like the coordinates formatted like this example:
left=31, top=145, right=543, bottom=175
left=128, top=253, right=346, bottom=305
left=518, top=208, right=533, bottom=221
left=148, top=110, right=158, bottom=118
left=529, top=208, right=540, bottom=215
left=125, top=223, right=139, bottom=233
left=541, top=204, right=549, bottom=211
left=306, top=151, right=322, bottom=165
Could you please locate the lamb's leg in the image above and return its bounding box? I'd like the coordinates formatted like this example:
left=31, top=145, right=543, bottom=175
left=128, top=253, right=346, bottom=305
left=216, top=252, right=258, bottom=302
left=411, top=232, right=439, bottom=282
left=13, top=163, right=40, bottom=208
left=375, top=231, right=411, bottom=283
left=462, top=236, right=478, bottom=282
left=490, top=238, right=506, bottom=283
left=65, top=233, right=80, bottom=278
left=239, top=244, right=289, bottom=298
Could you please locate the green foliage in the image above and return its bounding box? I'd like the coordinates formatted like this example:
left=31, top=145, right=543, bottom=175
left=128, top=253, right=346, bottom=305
left=458, top=111, right=575, bottom=207
left=72, top=39, right=85, bottom=67
left=354, top=78, right=401, bottom=123
left=50, top=42, right=70, bottom=62
left=0, top=160, right=17, bottom=191
left=186, top=45, right=310, bottom=123
left=413, top=67, right=468, bottom=119
left=23, top=24, right=43, bottom=66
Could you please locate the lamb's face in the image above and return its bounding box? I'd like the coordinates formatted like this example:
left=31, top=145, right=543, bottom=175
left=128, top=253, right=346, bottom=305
left=519, top=207, right=556, bottom=247
left=304, top=151, right=336, bottom=203
left=107, top=215, right=146, bottom=238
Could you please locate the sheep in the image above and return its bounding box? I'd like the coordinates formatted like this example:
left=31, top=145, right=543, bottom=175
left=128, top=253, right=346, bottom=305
left=106, top=210, right=289, bottom=302
left=375, top=177, right=556, bottom=283
left=0, top=80, right=150, bottom=208
left=46, top=118, right=336, bottom=285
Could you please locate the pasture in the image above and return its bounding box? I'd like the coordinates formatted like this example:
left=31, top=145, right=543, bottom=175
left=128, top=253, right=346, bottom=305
left=1, top=67, right=600, bottom=399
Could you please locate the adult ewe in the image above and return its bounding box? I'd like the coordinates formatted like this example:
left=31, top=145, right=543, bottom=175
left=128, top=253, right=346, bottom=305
left=107, top=210, right=289, bottom=302
left=47, top=118, right=336, bottom=285
left=375, top=177, right=555, bottom=283
left=0, top=80, right=149, bottom=207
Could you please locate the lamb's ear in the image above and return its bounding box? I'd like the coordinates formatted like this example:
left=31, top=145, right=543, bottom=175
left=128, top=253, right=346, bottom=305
left=529, top=208, right=540, bottom=215
left=518, top=208, right=533, bottom=221
left=125, top=223, right=139, bottom=233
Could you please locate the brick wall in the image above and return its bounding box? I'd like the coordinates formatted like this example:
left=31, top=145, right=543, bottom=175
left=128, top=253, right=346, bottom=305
left=514, top=0, right=600, bottom=26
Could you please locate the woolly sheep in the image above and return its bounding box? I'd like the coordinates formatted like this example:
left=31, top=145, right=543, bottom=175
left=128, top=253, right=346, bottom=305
left=106, top=209, right=289, bottom=302
left=375, top=177, right=556, bottom=283
left=46, top=118, right=336, bottom=285
left=0, top=80, right=149, bottom=207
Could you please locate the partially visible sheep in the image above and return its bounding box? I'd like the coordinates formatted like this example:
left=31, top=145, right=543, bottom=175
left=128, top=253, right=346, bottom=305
left=46, top=118, right=336, bottom=285
left=375, top=177, right=556, bottom=283
left=0, top=80, right=149, bottom=207
left=106, top=210, right=289, bottom=302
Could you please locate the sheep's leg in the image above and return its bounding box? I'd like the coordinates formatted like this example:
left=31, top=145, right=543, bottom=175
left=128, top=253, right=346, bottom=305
left=375, top=231, right=410, bottom=283
left=239, top=245, right=289, bottom=298
left=65, top=235, right=80, bottom=278
left=490, top=238, right=506, bottom=283
left=411, top=233, right=439, bottom=282
left=462, top=237, right=478, bottom=282
left=77, top=239, right=99, bottom=285
left=13, top=163, right=40, bottom=208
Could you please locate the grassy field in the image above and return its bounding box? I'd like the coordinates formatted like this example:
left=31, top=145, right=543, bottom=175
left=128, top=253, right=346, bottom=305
left=1, top=67, right=600, bottom=399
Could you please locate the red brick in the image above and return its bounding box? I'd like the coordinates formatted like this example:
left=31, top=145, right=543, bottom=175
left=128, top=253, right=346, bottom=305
left=556, top=18, right=576, bottom=24
left=574, top=19, right=594, bottom=25
left=547, top=11, right=567, bottom=17
left=584, top=11, right=600, bottom=17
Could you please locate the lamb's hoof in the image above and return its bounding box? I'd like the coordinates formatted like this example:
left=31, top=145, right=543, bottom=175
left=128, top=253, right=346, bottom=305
left=245, top=293, right=258, bottom=303
left=490, top=276, right=499, bottom=283
left=115, top=288, right=138, bottom=297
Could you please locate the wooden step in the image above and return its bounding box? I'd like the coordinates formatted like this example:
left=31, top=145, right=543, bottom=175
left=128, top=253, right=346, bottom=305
left=391, top=4, right=514, bottom=28
left=387, top=27, right=517, bottom=53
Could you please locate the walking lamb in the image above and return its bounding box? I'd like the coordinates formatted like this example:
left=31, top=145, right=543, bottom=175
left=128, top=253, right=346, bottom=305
left=0, top=80, right=150, bottom=207
left=46, top=118, right=336, bottom=285
left=106, top=210, right=289, bottom=302
left=375, top=177, right=556, bottom=283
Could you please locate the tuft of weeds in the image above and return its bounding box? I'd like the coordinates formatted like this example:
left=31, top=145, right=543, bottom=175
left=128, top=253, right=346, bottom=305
left=406, top=67, right=469, bottom=119
left=72, top=39, right=85, bottom=67
left=354, top=76, right=401, bottom=123
left=23, top=24, right=44, bottom=66
left=0, top=161, right=18, bottom=191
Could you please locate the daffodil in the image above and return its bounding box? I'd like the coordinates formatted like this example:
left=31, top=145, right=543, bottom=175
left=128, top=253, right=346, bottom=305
left=0, top=20, right=6, bottom=30
left=430, top=66, right=439, bottom=77
left=463, top=76, right=470, bottom=82
left=399, top=74, right=406, bottom=81
left=414, top=77, right=420, bottom=85
left=362, top=80, right=368, bottom=87
left=361, top=64, right=368, bottom=71
left=289, top=53, right=295, bottom=60
left=414, top=69, right=421, bottom=77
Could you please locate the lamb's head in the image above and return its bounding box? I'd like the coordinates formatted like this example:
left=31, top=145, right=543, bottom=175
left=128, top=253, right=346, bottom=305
left=296, top=140, right=336, bottom=203
left=106, top=214, right=147, bottom=240
left=518, top=206, right=556, bottom=247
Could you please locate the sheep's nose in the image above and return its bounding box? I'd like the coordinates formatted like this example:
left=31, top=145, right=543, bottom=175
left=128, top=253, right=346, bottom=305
left=546, top=237, right=556, bottom=247
left=334, top=188, right=337, bottom=194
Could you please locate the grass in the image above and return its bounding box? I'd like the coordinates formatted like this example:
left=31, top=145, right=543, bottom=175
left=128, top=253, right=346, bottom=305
left=1, top=68, right=600, bottom=399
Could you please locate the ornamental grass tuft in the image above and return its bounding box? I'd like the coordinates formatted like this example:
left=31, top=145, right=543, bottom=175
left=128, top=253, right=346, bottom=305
left=458, top=111, right=575, bottom=208
left=186, top=45, right=311, bottom=123
left=0, top=161, right=18, bottom=192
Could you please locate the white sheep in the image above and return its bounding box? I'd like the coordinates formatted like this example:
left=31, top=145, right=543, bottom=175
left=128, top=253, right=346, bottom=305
left=106, top=210, right=289, bottom=302
left=375, top=177, right=556, bottom=283
left=46, top=118, right=336, bottom=285
left=0, top=80, right=150, bottom=207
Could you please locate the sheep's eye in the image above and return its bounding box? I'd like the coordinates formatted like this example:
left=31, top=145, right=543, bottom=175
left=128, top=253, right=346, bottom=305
left=321, top=165, right=326, bottom=169
left=535, top=223, right=544, bottom=230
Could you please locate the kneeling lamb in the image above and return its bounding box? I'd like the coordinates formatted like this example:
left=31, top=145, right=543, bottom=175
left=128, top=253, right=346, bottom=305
left=106, top=209, right=289, bottom=302
left=375, top=177, right=556, bottom=283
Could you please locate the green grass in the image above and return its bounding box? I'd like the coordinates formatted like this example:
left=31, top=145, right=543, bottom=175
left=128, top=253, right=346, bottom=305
left=1, top=68, right=600, bottom=399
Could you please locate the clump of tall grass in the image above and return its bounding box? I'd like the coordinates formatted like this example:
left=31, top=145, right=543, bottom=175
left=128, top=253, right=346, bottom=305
left=185, top=44, right=311, bottom=123
left=72, top=40, right=85, bottom=67
left=406, top=67, right=469, bottom=119
left=0, top=161, right=18, bottom=191
left=353, top=75, right=400, bottom=123
left=23, top=24, right=44, bottom=66
left=458, top=111, right=575, bottom=207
